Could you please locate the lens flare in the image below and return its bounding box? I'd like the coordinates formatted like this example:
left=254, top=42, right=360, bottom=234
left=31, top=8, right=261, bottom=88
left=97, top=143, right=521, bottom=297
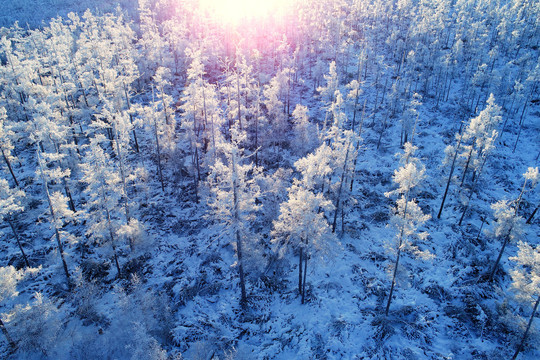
left=198, top=0, right=288, bottom=26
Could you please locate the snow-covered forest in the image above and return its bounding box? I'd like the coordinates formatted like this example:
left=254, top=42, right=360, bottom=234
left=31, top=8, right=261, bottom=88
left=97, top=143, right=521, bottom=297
left=0, top=0, right=539, bottom=358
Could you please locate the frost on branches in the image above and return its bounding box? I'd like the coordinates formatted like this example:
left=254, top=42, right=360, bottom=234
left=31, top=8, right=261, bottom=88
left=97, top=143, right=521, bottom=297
left=384, top=143, right=432, bottom=316
left=509, top=242, right=540, bottom=360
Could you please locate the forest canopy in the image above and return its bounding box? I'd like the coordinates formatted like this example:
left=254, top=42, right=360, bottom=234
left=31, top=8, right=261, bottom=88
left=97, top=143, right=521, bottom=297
left=0, top=0, right=539, bottom=359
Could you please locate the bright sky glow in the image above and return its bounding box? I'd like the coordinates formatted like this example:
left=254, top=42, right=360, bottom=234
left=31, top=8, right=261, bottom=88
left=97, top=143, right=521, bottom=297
left=198, top=0, right=288, bottom=25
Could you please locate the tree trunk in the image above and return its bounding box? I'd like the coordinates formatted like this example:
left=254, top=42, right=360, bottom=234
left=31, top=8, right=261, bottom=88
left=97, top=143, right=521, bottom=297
left=63, top=178, right=76, bottom=213
left=460, top=144, right=474, bottom=187
left=232, top=153, right=247, bottom=308
left=236, top=73, right=242, bottom=130
left=332, top=141, right=351, bottom=233
left=350, top=100, right=366, bottom=192
left=113, top=126, right=132, bottom=249
left=376, top=111, right=389, bottom=150
left=2, top=148, right=19, bottom=188
left=0, top=317, right=16, bottom=350
left=512, top=102, right=528, bottom=153
left=38, top=150, right=70, bottom=288
left=298, top=246, right=303, bottom=295
left=438, top=133, right=463, bottom=219
left=512, top=295, right=540, bottom=360
left=526, top=204, right=538, bottom=224
left=489, top=236, right=509, bottom=282
left=103, top=190, right=122, bottom=278
left=235, top=229, right=247, bottom=308
left=153, top=116, right=165, bottom=192
left=301, top=247, right=308, bottom=305
left=459, top=153, right=489, bottom=226
left=123, top=82, right=139, bottom=153
left=8, top=218, right=30, bottom=268
left=385, top=244, right=402, bottom=316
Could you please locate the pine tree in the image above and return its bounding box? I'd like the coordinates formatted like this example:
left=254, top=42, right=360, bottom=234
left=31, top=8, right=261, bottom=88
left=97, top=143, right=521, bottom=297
left=489, top=167, right=537, bottom=281
left=0, top=107, right=20, bottom=188
left=459, top=94, right=502, bottom=187
left=272, top=180, right=336, bottom=304
left=93, top=105, right=145, bottom=251
left=384, top=143, right=432, bottom=316
left=36, top=149, right=73, bottom=288
left=205, top=128, right=262, bottom=307
left=317, top=62, right=339, bottom=106
left=0, top=179, right=29, bottom=267
left=262, top=69, right=290, bottom=152
left=180, top=49, right=223, bottom=194
left=80, top=136, right=125, bottom=277
left=488, top=200, right=524, bottom=282
left=136, top=79, right=175, bottom=193
left=509, top=241, right=540, bottom=360
left=291, top=104, right=316, bottom=155
left=0, top=265, right=26, bottom=350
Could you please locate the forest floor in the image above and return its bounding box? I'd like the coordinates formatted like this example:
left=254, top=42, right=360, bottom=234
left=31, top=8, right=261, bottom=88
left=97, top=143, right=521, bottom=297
left=1, top=2, right=539, bottom=360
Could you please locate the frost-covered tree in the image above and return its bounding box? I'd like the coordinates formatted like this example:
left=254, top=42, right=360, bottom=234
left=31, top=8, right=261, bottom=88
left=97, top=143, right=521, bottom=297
left=180, top=49, right=223, bottom=195
left=262, top=69, right=290, bottom=152
left=459, top=94, right=502, bottom=186
left=95, top=277, right=170, bottom=359
left=439, top=94, right=502, bottom=223
left=291, top=104, right=317, bottom=155
left=138, top=0, right=169, bottom=81
left=401, top=93, right=422, bottom=146
left=0, top=266, right=25, bottom=350
left=92, top=105, right=145, bottom=251
left=384, top=143, right=432, bottom=315
left=272, top=181, right=336, bottom=304
left=488, top=200, right=524, bottom=282
left=136, top=81, right=176, bottom=193
left=509, top=241, right=540, bottom=360
left=29, top=99, right=77, bottom=213
left=205, top=128, right=262, bottom=307
left=317, top=60, right=339, bottom=107
left=10, top=292, right=62, bottom=357
left=515, top=167, right=539, bottom=216
left=0, top=107, right=20, bottom=188
left=489, top=167, right=537, bottom=281
left=294, top=143, right=333, bottom=195
left=80, top=136, right=125, bottom=277
left=0, top=179, right=29, bottom=267
left=37, top=149, right=73, bottom=288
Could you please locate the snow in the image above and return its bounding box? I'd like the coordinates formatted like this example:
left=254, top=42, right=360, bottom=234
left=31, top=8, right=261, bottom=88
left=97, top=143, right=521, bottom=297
left=1, top=0, right=540, bottom=359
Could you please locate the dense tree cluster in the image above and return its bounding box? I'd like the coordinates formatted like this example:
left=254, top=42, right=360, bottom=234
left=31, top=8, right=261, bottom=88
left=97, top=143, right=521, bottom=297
left=0, top=0, right=539, bottom=358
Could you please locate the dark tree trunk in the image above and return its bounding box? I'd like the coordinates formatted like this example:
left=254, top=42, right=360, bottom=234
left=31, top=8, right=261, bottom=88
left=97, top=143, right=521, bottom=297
left=8, top=218, right=30, bottom=268
left=298, top=246, right=303, bottom=295
left=2, top=149, right=19, bottom=188
left=38, top=150, right=70, bottom=288
left=489, top=236, right=509, bottom=282
left=438, top=133, right=463, bottom=219
left=236, top=229, right=247, bottom=308
left=526, top=204, right=538, bottom=224
left=512, top=296, right=540, bottom=360
left=385, top=244, right=402, bottom=316
left=301, top=252, right=308, bottom=304
left=0, top=318, right=16, bottom=350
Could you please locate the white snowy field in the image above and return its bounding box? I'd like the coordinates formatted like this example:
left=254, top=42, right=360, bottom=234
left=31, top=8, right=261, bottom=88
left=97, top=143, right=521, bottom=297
left=0, top=0, right=539, bottom=359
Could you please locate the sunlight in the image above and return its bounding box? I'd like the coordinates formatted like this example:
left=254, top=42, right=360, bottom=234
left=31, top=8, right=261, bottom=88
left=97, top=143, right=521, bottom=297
left=198, top=0, right=288, bottom=25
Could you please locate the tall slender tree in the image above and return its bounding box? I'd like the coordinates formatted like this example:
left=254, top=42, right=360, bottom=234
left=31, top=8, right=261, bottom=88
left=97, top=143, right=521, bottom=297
left=384, top=143, right=432, bottom=316
left=205, top=128, right=262, bottom=307
left=509, top=241, right=540, bottom=360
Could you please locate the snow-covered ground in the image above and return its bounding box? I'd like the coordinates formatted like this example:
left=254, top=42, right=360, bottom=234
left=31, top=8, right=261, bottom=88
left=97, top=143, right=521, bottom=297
left=1, top=1, right=539, bottom=359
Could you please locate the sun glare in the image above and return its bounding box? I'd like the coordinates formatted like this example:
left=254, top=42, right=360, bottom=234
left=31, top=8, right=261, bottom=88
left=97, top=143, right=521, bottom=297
left=198, top=0, right=288, bottom=25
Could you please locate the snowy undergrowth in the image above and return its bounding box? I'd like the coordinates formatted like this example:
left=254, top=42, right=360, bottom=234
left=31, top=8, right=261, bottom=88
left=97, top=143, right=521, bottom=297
left=1, top=1, right=539, bottom=359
